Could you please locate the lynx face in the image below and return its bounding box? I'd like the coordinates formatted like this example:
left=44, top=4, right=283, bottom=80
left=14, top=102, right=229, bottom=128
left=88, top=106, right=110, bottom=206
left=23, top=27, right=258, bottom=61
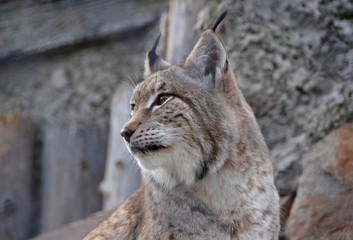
left=121, top=15, right=244, bottom=189
left=122, top=64, right=232, bottom=189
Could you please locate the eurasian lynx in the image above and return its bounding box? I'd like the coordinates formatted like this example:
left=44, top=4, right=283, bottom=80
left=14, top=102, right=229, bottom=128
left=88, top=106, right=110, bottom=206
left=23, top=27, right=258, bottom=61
left=84, top=12, right=280, bottom=240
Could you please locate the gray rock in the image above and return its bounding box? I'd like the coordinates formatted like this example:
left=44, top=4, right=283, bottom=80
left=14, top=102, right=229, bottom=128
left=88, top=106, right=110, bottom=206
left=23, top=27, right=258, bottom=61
left=197, top=0, right=353, bottom=194
left=0, top=25, right=159, bottom=127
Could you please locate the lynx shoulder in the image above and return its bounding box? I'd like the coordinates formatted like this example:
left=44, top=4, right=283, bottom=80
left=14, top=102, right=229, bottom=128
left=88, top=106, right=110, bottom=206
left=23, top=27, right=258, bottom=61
left=84, top=12, right=280, bottom=240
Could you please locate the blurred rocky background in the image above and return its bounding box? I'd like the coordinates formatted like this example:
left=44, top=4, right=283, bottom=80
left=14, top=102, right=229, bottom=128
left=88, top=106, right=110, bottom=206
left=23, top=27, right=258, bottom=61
left=0, top=0, right=352, bottom=239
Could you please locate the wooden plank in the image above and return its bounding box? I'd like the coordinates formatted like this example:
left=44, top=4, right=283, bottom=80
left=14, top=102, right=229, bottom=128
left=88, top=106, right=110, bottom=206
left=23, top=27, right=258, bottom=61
left=0, top=0, right=167, bottom=60
left=0, top=115, right=34, bottom=240
left=30, top=210, right=112, bottom=240
left=41, top=123, right=107, bottom=233
left=166, top=0, right=202, bottom=64
left=99, top=84, right=141, bottom=211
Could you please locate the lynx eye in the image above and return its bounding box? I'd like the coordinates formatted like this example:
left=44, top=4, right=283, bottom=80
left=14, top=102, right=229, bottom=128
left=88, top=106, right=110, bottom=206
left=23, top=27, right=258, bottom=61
left=129, top=103, right=135, bottom=117
left=152, top=94, right=170, bottom=108
left=156, top=95, right=169, bottom=105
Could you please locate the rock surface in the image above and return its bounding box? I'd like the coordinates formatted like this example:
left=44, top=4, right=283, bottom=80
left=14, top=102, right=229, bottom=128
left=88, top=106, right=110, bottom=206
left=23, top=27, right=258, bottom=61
left=0, top=28, right=154, bottom=127
left=197, top=0, right=353, bottom=194
left=285, top=126, right=353, bottom=240
left=0, top=0, right=166, bottom=128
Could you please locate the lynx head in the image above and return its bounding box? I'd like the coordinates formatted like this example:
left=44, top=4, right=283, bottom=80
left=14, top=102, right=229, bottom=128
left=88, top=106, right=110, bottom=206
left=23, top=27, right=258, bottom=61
left=121, top=12, right=248, bottom=189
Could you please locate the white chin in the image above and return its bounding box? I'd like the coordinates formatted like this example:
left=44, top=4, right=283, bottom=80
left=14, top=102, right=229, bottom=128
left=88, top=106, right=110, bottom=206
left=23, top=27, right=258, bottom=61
left=134, top=152, right=167, bottom=170
left=134, top=146, right=203, bottom=189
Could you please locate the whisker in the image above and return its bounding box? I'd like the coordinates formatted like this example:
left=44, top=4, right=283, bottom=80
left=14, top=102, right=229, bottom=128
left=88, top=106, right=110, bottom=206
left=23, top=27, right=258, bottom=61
left=124, top=72, right=141, bottom=88
left=120, top=79, right=135, bottom=91
left=128, top=154, right=141, bottom=170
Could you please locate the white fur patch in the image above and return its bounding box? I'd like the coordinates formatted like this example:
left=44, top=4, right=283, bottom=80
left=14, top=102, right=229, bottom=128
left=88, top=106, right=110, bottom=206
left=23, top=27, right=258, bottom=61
left=133, top=131, right=203, bottom=190
left=146, top=95, right=155, bottom=108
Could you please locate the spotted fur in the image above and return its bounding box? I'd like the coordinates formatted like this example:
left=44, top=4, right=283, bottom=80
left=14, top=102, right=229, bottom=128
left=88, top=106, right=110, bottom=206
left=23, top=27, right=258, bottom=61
left=84, top=16, right=280, bottom=240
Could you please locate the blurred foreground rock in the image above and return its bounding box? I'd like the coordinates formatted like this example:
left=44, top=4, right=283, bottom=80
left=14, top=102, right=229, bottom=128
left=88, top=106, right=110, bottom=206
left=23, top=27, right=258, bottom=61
left=30, top=211, right=111, bottom=240
left=285, top=126, right=353, bottom=240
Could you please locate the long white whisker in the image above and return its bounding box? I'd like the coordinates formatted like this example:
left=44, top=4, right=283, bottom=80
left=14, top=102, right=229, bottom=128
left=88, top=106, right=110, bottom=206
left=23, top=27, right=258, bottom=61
left=120, top=80, right=135, bottom=91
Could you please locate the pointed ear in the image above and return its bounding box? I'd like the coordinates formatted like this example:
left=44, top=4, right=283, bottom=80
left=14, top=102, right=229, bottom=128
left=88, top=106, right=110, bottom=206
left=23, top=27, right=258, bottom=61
left=184, top=30, right=227, bottom=87
left=144, top=33, right=171, bottom=77
left=184, top=11, right=228, bottom=89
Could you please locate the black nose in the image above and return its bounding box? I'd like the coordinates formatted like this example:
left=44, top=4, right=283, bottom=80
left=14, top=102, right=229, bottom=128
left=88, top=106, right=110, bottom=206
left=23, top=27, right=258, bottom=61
left=120, top=128, right=134, bottom=143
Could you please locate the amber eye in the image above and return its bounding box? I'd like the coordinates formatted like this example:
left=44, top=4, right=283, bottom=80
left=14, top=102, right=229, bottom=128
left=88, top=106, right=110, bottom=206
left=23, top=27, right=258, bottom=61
left=153, top=95, right=169, bottom=107
left=157, top=95, right=168, bottom=105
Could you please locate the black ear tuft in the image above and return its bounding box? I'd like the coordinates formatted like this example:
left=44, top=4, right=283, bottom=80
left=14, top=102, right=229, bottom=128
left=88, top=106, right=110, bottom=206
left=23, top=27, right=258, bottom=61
left=212, top=11, right=227, bottom=32
left=147, top=33, right=162, bottom=66
left=144, top=33, right=171, bottom=77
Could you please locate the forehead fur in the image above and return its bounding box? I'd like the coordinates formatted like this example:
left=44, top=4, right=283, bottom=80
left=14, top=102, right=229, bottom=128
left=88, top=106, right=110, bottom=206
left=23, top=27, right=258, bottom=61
left=133, top=65, right=214, bottom=103
left=133, top=65, right=198, bottom=101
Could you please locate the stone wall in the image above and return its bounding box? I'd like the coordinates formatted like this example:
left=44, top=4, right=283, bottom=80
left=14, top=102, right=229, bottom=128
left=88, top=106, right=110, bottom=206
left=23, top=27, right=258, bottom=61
left=198, top=0, right=353, bottom=194
left=0, top=30, right=155, bottom=127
